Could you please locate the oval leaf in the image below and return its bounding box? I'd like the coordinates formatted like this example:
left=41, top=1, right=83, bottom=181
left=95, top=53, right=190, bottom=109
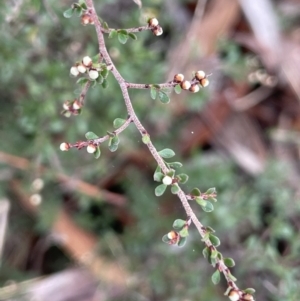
left=128, top=33, right=137, bottom=40
left=191, top=188, right=201, bottom=196
left=108, top=29, right=118, bottom=39
left=209, top=234, right=221, bottom=247
left=150, top=86, right=157, bottom=100
left=155, top=184, right=167, bottom=196
left=153, top=171, right=164, bottom=182
left=174, top=84, right=182, bottom=94
left=118, top=32, right=128, bottom=44
left=158, top=91, right=170, bottom=104
left=177, top=174, right=189, bottom=184
left=177, top=236, right=187, bottom=247
left=171, top=184, right=180, bottom=194
left=173, top=219, right=186, bottom=230
left=211, top=270, right=220, bottom=285
left=94, top=146, right=101, bottom=159
left=158, top=148, right=175, bottom=158
left=63, top=7, right=74, bottom=18
left=201, top=201, right=214, bottom=212
left=224, top=258, right=235, bottom=267
left=85, top=131, right=99, bottom=140
left=113, top=118, right=126, bottom=129
left=168, top=162, right=183, bottom=169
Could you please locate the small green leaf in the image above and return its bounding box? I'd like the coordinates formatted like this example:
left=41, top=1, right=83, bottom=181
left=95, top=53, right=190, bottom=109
left=108, top=143, right=118, bottom=152
left=102, top=21, right=109, bottom=30
left=128, top=33, right=137, bottom=40
left=224, top=258, right=235, bottom=267
left=196, top=197, right=206, bottom=206
left=158, top=91, right=170, bottom=104
left=179, top=227, right=189, bottom=237
left=228, top=273, right=237, bottom=282
left=206, top=187, right=216, bottom=194
left=85, top=131, right=99, bottom=140
left=166, top=169, right=175, bottom=177
left=173, top=219, right=186, bottom=230
left=95, top=74, right=104, bottom=84
left=113, top=118, right=126, bottom=129
left=162, top=234, right=171, bottom=244
left=208, top=197, right=218, bottom=202
left=150, top=86, right=157, bottom=100
left=177, top=236, right=187, bottom=247
left=171, top=184, right=180, bottom=194
left=63, top=7, right=74, bottom=18
left=111, top=135, right=120, bottom=145
left=168, top=162, right=183, bottom=169
left=203, top=247, right=210, bottom=259
left=155, top=184, right=167, bottom=196
left=174, top=84, right=182, bottom=94
left=209, top=234, right=220, bottom=247
left=76, top=77, right=89, bottom=86
left=94, top=146, right=101, bottom=159
left=211, top=270, right=220, bottom=285
left=191, top=188, right=201, bottom=196
left=205, top=226, right=215, bottom=233
left=118, top=31, right=128, bottom=44
left=102, top=79, right=109, bottom=89
left=158, top=148, right=175, bottom=158
left=74, top=7, right=82, bottom=17
left=201, top=201, right=214, bottom=212
left=153, top=172, right=164, bottom=182
left=244, top=288, right=256, bottom=294
left=108, top=29, right=118, bottom=39
left=142, top=134, right=150, bottom=144
left=210, top=249, right=219, bottom=259
left=177, top=174, right=189, bottom=184
left=101, top=68, right=109, bottom=78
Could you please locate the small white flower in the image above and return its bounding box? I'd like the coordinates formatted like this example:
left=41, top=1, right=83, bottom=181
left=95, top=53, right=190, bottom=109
left=72, top=100, right=81, bottom=110
left=77, top=64, right=87, bottom=73
left=88, top=69, right=99, bottom=80
left=70, top=66, right=79, bottom=77
left=162, top=176, right=173, bottom=186
left=181, top=80, right=191, bottom=90
left=87, top=144, right=96, bottom=153
left=30, top=194, right=42, bottom=206
left=148, top=18, right=159, bottom=27
left=152, top=25, right=163, bottom=36
left=60, top=142, right=69, bottom=151
left=82, top=56, right=92, bottom=67
left=31, top=178, right=44, bottom=191
left=195, top=70, right=206, bottom=81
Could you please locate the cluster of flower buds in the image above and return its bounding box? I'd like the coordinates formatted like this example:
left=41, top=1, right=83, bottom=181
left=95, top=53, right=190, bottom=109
left=173, top=70, right=209, bottom=93
left=81, top=13, right=94, bottom=25
left=148, top=18, right=163, bottom=36
left=228, top=289, right=255, bottom=301
left=62, top=99, right=82, bottom=117
left=70, top=56, right=99, bottom=80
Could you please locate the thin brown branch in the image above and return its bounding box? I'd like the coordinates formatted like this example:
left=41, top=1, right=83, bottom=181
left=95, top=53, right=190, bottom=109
left=85, top=0, right=241, bottom=293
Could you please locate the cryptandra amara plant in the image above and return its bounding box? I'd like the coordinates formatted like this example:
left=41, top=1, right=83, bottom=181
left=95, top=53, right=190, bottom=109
left=60, top=1, right=256, bottom=300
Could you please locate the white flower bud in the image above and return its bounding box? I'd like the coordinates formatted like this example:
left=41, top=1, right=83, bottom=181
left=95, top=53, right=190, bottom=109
left=88, top=69, right=99, bottom=80
left=87, top=144, right=97, bottom=153
left=31, top=178, right=44, bottom=191
left=70, top=66, right=79, bottom=77
left=195, top=70, right=206, bottom=81
left=162, top=176, right=173, bottom=186
left=63, top=101, right=71, bottom=111
left=82, top=56, right=92, bottom=67
left=60, top=142, right=70, bottom=151
left=30, top=194, right=42, bottom=206
left=167, top=231, right=177, bottom=240
left=189, top=84, right=200, bottom=93
left=180, top=80, right=191, bottom=90
left=228, top=290, right=240, bottom=301
left=77, top=64, right=87, bottom=73
left=152, top=25, right=163, bottom=36
left=173, top=73, right=184, bottom=83
left=148, top=18, right=159, bottom=27
left=200, top=78, right=209, bottom=87
left=72, top=100, right=81, bottom=110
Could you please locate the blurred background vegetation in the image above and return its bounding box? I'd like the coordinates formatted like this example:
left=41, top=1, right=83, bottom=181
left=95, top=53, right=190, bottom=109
left=1, top=0, right=300, bottom=301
